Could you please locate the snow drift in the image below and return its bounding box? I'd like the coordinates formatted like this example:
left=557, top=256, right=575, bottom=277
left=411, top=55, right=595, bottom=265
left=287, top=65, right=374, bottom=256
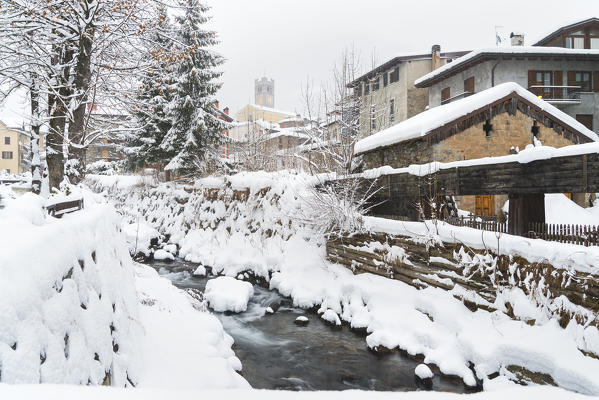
left=0, top=192, right=141, bottom=386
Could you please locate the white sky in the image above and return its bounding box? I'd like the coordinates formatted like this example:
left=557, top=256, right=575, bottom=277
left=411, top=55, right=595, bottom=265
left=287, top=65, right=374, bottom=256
left=203, top=0, right=598, bottom=116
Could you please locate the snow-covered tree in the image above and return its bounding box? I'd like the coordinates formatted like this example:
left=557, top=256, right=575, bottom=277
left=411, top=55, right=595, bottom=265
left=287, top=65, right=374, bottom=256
left=126, top=7, right=177, bottom=172
left=159, top=0, right=227, bottom=177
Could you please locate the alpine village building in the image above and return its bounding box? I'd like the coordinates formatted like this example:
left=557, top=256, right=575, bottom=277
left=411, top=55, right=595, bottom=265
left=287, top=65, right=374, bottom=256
left=352, top=18, right=599, bottom=219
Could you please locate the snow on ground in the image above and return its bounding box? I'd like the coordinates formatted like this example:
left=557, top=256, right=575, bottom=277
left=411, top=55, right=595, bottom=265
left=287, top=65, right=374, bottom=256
left=87, top=171, right=599, bottom=395
left=0, top=192, right=141, bottom=385
left=205, top=277, right=254, bottom=313
left=0, top=384, right=595, bottom=399
left=135, top=266, right=249, bottom=389
left=0, top=186, right=248, bottom=391
left=544, top=194, right=599, bottom=225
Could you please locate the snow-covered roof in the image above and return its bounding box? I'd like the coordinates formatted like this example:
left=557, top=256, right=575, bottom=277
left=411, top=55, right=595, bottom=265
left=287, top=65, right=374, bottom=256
left=244, top=104, right=296, bottom=117
left=414, top=46, right=599, bottom=87
left=354, top=82, right=599, bottom=155
left=265, top=127, right=311, bottom=141
left=348, top=49, right=469, bottom=88
left=279, top=115, right=303, bottom=124
left=532, top=17, right=599, bottom=46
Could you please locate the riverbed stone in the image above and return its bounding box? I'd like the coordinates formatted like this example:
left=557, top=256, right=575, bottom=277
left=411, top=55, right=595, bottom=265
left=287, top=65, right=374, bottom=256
left=294, top=316, right=309, bottom=326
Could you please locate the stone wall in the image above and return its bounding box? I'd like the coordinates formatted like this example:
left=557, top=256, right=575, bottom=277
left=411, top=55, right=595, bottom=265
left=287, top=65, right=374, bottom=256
left=327, top=232, right=599, bottom=338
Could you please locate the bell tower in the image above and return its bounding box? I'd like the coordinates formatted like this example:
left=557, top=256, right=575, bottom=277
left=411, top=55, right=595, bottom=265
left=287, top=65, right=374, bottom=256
left=254, top=77, right=274, bottom=108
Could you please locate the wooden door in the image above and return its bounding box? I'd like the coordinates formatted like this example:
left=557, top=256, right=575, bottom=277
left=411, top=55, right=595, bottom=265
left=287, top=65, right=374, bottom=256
left=475, top=195, right=495, bottom=216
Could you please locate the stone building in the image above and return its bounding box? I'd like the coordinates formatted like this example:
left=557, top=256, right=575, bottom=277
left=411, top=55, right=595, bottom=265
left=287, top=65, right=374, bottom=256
left=348, top=46, right=468, bottom=139
left=255, top=77, right=275, bottom=108
left=353, top=82, right=598, bottom=216
left=415, top=18, right=599, bottom=132
left=235, top=104, right=296, bottom=126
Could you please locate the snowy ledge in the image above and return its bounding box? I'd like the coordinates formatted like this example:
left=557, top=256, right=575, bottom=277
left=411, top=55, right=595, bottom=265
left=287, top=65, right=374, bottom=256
left=365, top=217, right=599, bottom=274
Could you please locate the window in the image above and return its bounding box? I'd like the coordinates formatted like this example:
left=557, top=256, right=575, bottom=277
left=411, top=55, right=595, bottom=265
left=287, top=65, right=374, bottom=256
left=364, top=82, right=370, bottom=95
left=4, top=137, right=9, bottom=145
left=390, top=67, right=399, bottom=84
left=483, top=119, right=493, bottom=138
left=441, top=87, right=450, bottom=103
left=592, top=38, right=599, bottom=49
left=570, top=71, right=592, bottom=92
left=389, top=99, right=395, bottom=124
left=383, top=73, right=388, bottom=87
left=531, top=121, right=540, bottom=137
left=2, top=151, right=13, bottom=159
left=372, top=77, right=380, bottom=91
left=464, top=77, right=475, bottom=94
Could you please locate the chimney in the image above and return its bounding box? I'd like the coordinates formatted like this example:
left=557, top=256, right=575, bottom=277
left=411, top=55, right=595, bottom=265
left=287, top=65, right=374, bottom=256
left=431, top=44, right=442, bottom=71
left=224, top=107, right=229, bottom=115
left=510, top=32, right=524, bottom=46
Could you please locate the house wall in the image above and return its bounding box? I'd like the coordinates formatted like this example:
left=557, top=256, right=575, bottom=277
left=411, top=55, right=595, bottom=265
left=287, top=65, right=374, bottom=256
left=0, top=125, right=27, bottom=174
left=428, top=59, right=599, bottom=132
left=235, top=105, right=293, bottom=124
left=356, top=57, right=456, bottom=139
left=358, top=109, right=584, bottom=215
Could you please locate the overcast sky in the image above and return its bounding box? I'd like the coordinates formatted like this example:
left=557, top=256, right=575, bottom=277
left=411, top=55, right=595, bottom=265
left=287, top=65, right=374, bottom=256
left=203, top=0, right=598, bottom=116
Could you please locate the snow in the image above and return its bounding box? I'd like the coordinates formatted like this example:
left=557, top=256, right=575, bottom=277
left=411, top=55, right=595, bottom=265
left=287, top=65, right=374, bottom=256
left=415, top=47, right=599, bottom=87
left=204, top=277, right=254, bottom=313
left=354, top=82, right=598, bottom=155
left=87, top=171, right=599, bottom=394
left=296, top=316, right=309, bottom=322
left=0, top=192, right=142, bottom=386
left=135, top=265, right=249, bottom=390
left=193, top=265, right=207, bottom=276
left=153, top=249, right=174, bottom=261
left=415, top=364, right=434, bottom=379
left=0, top=384, right=594, bottom=400
left=321, top=309, right=342, bottom=326
left=122, top=221, right=160, bottom=257
left=545, top=194, right=599, bottom=225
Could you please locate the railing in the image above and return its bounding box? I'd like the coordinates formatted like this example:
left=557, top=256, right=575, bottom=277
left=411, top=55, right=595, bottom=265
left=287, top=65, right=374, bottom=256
left=527, top=222, right=599, bottom=247
left=446, top=215, right=508, bottom=234
left=441, top=91, right=474, bottom=105
left=45, top=198, right=84, bottom=218
left=528, top=85, right=582, bottom=104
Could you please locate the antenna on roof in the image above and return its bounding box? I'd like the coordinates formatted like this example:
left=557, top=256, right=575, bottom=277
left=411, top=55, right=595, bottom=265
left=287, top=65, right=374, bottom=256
left=495, top=26, right=504, bottom=46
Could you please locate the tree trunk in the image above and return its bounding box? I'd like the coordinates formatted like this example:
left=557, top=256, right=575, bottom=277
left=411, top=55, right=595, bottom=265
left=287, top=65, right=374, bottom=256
left=29, top=77, right=42, bottom=195
left=66, top=26, right=95, bottom=185
left=46, top=43, right=73, bottom=191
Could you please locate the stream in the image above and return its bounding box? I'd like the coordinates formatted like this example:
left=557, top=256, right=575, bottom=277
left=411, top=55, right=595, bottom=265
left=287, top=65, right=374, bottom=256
left=149, top=260, right=471, bottom=393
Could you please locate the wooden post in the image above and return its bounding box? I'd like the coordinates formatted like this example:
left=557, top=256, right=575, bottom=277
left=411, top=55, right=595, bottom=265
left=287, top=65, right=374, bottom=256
left=508, top=193, right=545, bottom=236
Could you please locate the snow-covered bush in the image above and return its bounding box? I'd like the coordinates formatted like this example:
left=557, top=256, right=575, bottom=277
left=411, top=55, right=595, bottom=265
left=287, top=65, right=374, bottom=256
left=87, top=160, right=125, bottom=176
left=294, top=177, right=380, bottom=238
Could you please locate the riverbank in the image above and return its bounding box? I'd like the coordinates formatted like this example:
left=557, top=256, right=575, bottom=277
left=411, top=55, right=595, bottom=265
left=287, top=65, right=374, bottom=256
left=86, top=171, right=599, bottom=395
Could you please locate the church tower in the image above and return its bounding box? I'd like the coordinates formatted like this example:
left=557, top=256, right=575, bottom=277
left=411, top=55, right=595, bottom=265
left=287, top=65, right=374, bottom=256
left=254, top=77, right=274, bottom=108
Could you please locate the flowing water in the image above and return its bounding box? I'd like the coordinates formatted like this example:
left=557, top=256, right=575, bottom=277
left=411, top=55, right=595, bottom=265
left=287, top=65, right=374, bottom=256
left=150, top=260, right=471, bottom=393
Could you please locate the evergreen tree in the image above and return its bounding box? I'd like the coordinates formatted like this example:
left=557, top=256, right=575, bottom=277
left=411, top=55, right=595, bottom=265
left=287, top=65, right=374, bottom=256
left=160, top=0, right=227, bottom=176
left=127, top=8, right=176, bottom=171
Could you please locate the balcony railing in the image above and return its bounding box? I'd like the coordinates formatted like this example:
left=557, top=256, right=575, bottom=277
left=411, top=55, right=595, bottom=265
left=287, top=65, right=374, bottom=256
left=441, top=91, right=474, bottom=105
left=528, top=85, right=582, bottom=104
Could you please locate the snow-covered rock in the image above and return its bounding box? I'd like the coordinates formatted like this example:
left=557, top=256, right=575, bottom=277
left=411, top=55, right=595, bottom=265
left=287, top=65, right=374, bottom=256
left=193, top=265, right=207, bottom=276
left=162, top=244, right=178, bottom=255
left=204, top=277, right=254, bottom=313
left=295, top=316, right=309, bottom=326
left=154, top=249, right=175, bottom=261
left=415, top=364, right=434, bottom=379
left=321, top=309, right=341, bottom=326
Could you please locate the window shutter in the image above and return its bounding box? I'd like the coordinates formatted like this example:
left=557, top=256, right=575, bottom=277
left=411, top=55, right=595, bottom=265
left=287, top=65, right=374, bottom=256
left=528, top=70, right=536, bottom=88
left=594, top=71, right=599, bottom=92
left=567, top=71, right=577, bottom=86
left=553, top=71, right=563, bottom=86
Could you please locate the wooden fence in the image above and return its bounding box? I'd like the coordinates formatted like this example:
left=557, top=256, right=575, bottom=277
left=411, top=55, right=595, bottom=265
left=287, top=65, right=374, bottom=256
left=527, top=222, right=599, bottom=247
left=446, top=215, right=509, bottom=234
left=445, top=216, right=599, bottom=247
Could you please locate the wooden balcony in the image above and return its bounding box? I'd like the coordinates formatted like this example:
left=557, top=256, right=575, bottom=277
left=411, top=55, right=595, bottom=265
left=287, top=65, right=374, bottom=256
left=528, top=85, right=582, bottom=104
